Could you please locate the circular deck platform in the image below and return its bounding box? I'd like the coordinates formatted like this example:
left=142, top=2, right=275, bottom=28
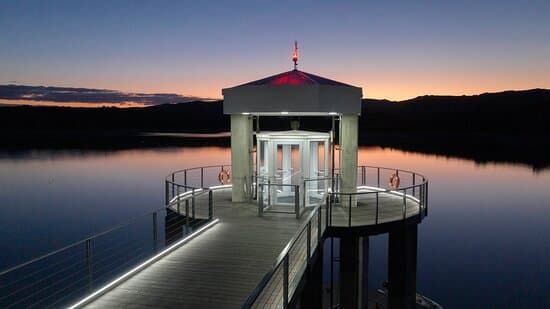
left=167, top=185, right=425, bottom=231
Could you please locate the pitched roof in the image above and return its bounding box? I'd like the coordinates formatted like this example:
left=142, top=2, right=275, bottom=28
left=238, top=69, right=355, bottom=87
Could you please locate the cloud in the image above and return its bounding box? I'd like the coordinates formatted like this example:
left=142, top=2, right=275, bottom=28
left=0, top=85, right=209, bottom=105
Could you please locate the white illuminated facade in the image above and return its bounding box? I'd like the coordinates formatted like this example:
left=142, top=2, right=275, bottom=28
left=256, top=130, right=330, bottom=208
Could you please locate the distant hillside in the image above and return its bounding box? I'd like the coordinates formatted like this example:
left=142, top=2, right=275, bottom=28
left=361, top=89, right=550, bottom=132
left=0, top=101, right=228, bottom=133
left=1, top=88, right=548, bottom=133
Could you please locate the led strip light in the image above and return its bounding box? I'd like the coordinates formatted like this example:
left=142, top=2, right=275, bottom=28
left=68, top=218, right=220, bottom=309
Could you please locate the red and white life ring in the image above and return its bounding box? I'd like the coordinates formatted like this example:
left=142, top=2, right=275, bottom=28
left=218, top=169, right=231, bottom=185
left=389, top=173, right=400, bottom=190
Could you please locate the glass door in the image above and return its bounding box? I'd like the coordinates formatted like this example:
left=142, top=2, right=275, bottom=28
left=273, top=142, right=301, bottom=205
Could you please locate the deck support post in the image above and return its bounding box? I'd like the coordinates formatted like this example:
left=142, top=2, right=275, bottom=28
left=388, top=224, right=418, bottom=309
left=358, top=236, right=369, bottom=309
left=340, top=235, right=359, bottom=309
left=230, top=114, right=253, bottom=202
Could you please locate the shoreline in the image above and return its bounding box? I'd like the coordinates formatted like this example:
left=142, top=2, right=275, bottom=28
left=1, top=130, right=548, bottom=171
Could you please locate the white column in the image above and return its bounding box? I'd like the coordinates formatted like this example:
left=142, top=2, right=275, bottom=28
left=231, top=114, right=253, bottom=202
left=282, top=144, right=291, bottom=192
left=340, top=114, right=358, bottom=206
left=310, top=141, right=318, bottom=179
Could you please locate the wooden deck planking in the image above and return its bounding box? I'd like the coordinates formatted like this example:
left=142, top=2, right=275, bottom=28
left=84, top=188, right=420, bottom=309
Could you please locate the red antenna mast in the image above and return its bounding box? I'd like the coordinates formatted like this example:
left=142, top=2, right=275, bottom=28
left=292, top=41, right=299, bottom=70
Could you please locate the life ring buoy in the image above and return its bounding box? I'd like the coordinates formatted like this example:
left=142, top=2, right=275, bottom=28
left=389, top=173, right=400, bottom=190
left=218, top=169, right=231, bottom=185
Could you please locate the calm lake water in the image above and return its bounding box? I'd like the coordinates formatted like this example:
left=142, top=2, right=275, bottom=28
left=0, top=145, right=548, bottom=308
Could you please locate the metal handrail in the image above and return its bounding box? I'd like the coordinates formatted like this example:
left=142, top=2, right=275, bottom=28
left=327, top=164, right=429, bottom=228
left=242, top=204, right=324, bottom=309
left=165, top=164, right=231, bottom=205
left=166, top=164, right=231, bottom=189
left=0, top=202, right=214, bottom=308
left=0, top=204, right=170, bottom=276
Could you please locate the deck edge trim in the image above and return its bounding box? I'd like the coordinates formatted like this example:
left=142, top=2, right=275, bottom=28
left=67, top=218, right=220, bottom=309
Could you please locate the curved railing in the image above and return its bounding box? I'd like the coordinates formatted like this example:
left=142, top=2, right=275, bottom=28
left=327, top=165, right=428, bottom=227
left=243, top=165, right=428, bottom=308
left=164, top=164, right=428, bottom=228
left=164, top=165, right=234, bottom=220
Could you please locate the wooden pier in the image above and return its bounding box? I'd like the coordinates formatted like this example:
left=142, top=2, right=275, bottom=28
left=83, top=187, right=421, bottom=308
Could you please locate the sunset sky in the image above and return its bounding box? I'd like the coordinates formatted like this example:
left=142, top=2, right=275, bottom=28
left=1, top=1, right=549, bottom=102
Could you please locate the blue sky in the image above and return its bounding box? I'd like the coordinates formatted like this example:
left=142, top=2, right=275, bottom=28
left=1, top=0, right=549, bottom=100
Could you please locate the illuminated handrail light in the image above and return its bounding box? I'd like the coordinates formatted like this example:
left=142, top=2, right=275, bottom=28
left=67, top=218, right=220, bottom=309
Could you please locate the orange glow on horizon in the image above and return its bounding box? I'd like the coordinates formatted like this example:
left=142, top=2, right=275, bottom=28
left=2, top=65, right=548, bottom=106
left=0, top=99, right=150, bottom=108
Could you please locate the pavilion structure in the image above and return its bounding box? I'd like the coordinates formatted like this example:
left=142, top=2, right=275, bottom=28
left=222, top=48, right=362, bottom=216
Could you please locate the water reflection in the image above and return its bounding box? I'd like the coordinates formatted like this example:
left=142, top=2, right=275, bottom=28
left=0, top=145, right=549, bottom=308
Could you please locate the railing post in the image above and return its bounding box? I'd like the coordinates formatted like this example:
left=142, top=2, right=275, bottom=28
left=254, top=173, right=258, bottom=200
left=171, top=174, right=175, bottom=204
left=201, top=167, right=204, bottom=188
left=336, top=174, right=340, bottom=194
left=153, top=212, right=158, bottom=252
left=362, top=166, right=366, bottom=185
left=402, top=188, right=407, bottom=220
left=86, top=239, right=93, bottom=291
left=307, top=221, right=311, bottom=265
left=412, top=173, right=416, bottom=196
left=192, top=189, right=196, bottom=219
left=283, top=255, right=289, bottom=309
left=377, top=167, right=380, bottom=188
left=329, top=194, right=333, bottom=226
left=185, top=198, right=190, bottom=228
left=303, top=180, right=307, bottom=208
left=326, top=195, right=330, bottom=227
left=375, top=192, right=379, bottom=224
left=425, top=182, right=429, bottom=216
left=267, top=179, right=271, bottom=206
left=208, top=190, right=213, bottom=220
left=258, top=184, right=264, bottom=217
left=165, top=180, right=169, bottom=206
left=348, top=195, right=352, bottom=227
left=317, top=207, right=322, bottom=245
left=184, top=170, right=187, bottom=187
left=295, top=185, right=300, bottom=219
left=176, top=185, right=181, bottom=211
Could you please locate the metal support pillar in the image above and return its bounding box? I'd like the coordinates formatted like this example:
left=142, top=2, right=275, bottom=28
left=387, top=224, right=418, bottom=309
